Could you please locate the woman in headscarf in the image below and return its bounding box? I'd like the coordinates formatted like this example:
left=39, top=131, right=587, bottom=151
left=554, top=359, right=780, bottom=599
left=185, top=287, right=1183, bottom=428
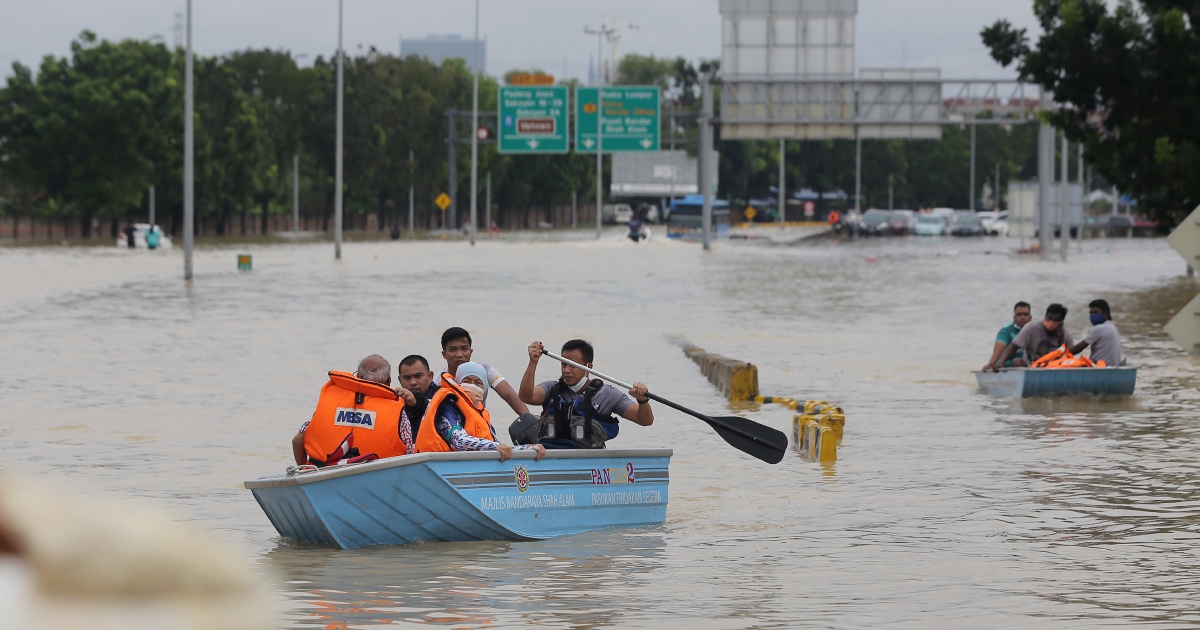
left=416, top=361, right=545, bottom=461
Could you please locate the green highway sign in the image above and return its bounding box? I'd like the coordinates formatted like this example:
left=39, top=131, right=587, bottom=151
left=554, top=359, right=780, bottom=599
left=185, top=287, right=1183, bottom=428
left=575, top=86, right=660, bottom=153
left=498, top=85, right=569, bottom=153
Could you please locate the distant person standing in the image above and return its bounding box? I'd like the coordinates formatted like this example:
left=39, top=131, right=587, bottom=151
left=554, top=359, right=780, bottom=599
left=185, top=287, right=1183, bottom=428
left=983, top=301, right=1032, bottom=370
left=123, top=224, right=136, bottom=249
left=1069, top=299, right=1125, bottom=366
left=146, top=226, right=161, bottom=250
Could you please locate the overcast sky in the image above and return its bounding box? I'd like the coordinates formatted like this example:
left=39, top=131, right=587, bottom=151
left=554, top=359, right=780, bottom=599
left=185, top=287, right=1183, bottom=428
left=0, top=1, right=1043, bottom=81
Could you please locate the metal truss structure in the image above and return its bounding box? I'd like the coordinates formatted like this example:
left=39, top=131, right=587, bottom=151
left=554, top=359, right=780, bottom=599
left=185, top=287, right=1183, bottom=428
left=720, top=77, right=1043, bottom=140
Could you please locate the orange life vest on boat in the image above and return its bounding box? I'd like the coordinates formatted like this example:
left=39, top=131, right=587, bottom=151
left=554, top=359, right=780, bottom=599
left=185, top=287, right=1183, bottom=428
left=1032, top=345, right=1069, bottom=368
left=414, top=374, right=494, bottom=453
left=304, top=370, right=407, bottom=467
left=1047, top=355, right=1094, bottom=369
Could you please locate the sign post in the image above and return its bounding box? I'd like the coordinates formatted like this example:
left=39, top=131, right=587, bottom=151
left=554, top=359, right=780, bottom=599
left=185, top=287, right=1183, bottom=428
left=498, top=85, right=569, bottom=154
left=1166, top=204, right=1200, bottom=353
left=575, top=86, right=660, bottom=153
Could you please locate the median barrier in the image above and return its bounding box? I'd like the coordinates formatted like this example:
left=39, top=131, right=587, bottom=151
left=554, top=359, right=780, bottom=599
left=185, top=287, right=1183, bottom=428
left=679, top=343, right=846, bottom=463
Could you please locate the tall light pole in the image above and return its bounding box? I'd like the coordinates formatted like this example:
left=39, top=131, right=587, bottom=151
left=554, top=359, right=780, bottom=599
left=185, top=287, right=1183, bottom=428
left=469, top=0, right=480, bottom=246
left=585, top=23, right=614, bottom=240
left=183, top=0, right=194, bottom=280
left=334, top=0, right=344, bottom=260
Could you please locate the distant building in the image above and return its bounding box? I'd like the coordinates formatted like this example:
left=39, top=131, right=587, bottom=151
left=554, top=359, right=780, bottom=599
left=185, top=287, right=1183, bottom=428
left=400, top=35, right=486, bottom=73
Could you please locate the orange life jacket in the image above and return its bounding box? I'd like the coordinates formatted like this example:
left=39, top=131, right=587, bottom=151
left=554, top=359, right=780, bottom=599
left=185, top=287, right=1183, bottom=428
left=1095, top=360, right=1108, bottom=368
left=303, top=370, right=407, bottom=467
left=828, top=211, right=841, bottom=225
left=414, top=374, right=494, bottom=453
left=1046, top=355, right=1094, bottom=369
left=1032, top=345, right=1069, bottom=368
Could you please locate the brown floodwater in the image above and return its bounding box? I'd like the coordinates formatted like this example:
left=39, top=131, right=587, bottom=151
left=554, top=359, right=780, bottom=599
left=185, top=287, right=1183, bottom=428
left=2, top=233, right=1198, bottom=628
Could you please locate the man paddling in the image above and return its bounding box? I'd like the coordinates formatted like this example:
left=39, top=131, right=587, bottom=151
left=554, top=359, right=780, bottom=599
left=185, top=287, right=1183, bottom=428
left=436, top=327, right=530, bottom=417
left=291, top=354, right=414, bottom=467
left=1068, top=299, right=1125, bottom=366
left=987, top=303, right=1074, bottom=371
left=519, top=340, right=653, bottom=449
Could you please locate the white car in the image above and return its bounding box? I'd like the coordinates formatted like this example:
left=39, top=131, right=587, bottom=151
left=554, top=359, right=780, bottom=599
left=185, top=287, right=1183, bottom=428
left=978, top=212, right=1009, bottom=236
left=602, top=204, right=634, bottom=224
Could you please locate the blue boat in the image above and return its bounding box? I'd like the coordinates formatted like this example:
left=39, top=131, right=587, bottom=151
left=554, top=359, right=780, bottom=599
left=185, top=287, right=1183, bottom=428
left=974, top=367, right=1138, bottom=398
left=245, top=449, right=671, bottom=550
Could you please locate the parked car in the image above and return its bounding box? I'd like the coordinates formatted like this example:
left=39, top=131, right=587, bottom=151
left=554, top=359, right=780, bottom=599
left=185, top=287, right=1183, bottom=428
left=950, top=213, right=986, bottom=236
left=977, top=211, right=1008, bottom=236
left=859, top=209, right=891, bottom=235
left=602, top=204, right=633, bottom=224
left=930, top=207, right=956, bottom=219
left=913, top=214, right=948, bottom=236
left=887, top=210, right=917, bottom=235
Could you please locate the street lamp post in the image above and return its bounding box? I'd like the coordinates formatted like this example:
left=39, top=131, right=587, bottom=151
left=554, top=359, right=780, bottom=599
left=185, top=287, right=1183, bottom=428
left=334, top=0, right=344, bottom=260
left=584, top=24, right=614, bottom=240
left=183, top=0, right=194, bottom=280
left=469, top=0, right=480, bottom=246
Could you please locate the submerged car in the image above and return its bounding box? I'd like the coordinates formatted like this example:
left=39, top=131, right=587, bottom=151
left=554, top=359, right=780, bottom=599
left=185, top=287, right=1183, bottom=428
left=950, top=213, right=986, bottom=236
left=913, top=214, right=948, bottom=236
left=859, top=209, right=891, bottom=235
left=887, top=210, right=917, bottom=235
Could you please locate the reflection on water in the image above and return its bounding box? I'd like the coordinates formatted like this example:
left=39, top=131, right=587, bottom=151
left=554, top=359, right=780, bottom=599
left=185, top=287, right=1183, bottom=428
left=263, top=532, right=667, bottom=628
left=3, top=236, right=1200, bottom=627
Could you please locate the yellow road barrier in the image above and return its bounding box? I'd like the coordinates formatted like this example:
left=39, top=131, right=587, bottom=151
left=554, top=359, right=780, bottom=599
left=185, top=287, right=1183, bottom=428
left=678, top=343, right=846, bottom=463
left=681, top=345, right=759, bottom=401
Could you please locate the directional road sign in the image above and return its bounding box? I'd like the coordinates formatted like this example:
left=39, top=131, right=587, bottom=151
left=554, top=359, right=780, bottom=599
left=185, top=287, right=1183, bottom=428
left=498, top=85, right=569, bottom=153
left=1168, top=204, right=1200, bottom=265
left=575, top=86, right=660, bottom=153
left=1166, top=204, right=1200, bottom=353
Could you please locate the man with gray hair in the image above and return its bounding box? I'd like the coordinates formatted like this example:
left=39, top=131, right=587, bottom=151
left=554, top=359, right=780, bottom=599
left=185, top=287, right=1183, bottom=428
left=291, top=354, right=417, bottom=467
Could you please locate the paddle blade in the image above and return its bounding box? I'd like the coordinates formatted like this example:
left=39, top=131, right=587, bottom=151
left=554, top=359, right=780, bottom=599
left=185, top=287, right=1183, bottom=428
left=704, top=415, right=789, bottom=464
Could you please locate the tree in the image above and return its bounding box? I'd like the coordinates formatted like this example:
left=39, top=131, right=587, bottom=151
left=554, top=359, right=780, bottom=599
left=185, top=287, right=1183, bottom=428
left=982, top=1, right=1200, bottom=225
left=0, top=31, right=182, bottom=236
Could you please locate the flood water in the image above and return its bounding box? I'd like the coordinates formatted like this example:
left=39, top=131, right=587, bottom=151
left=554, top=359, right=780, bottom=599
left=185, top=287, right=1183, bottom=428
left=2, top=233, right=1199, bottom=628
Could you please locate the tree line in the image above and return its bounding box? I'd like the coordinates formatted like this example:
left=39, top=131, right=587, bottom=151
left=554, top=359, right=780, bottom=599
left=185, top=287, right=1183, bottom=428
left=0, top=31, right=1046, bottom=240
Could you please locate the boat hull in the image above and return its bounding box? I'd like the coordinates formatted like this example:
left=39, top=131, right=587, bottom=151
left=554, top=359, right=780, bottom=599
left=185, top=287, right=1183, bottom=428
left=974, top=367, right=1138, bottom=398
left=245, top=449, right=671, bottom=550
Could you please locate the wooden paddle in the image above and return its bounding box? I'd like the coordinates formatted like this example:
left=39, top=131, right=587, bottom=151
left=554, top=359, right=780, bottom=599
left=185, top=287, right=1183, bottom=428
left=543, top=350, right=788, bottom=464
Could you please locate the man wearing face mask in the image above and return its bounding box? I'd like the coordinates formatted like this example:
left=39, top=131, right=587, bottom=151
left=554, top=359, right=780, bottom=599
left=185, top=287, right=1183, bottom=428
left=988, top=303, right=1075, bottom=371
left=518, top=339, right=654, bottom=449
left=983, top=301, right=1032, bottom=371
left=414, top=361, right=546, bottom=461
left=1068, top=299, right=1125, bottom=366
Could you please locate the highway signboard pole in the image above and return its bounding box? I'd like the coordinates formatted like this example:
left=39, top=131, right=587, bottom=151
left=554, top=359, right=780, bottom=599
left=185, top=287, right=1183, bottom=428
left=469, top=0, right=479, bottom=247
left=1060, top=133, right=1069, bottom=262
left=1038, top=92, right=1053, bottom=259
left=700, top=73, right=713, bottom=251
left=778, top=138, right=785, bottom=230
left=183, top=0, right=193, bottom=281
left=334, top=0, right=343, bottom=260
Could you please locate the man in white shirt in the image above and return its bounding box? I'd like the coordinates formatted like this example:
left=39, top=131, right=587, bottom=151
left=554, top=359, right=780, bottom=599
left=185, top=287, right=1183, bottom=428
left=1070, top=299, right=1125, bottom=366
left=435, top=327, right=530, bottom=417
